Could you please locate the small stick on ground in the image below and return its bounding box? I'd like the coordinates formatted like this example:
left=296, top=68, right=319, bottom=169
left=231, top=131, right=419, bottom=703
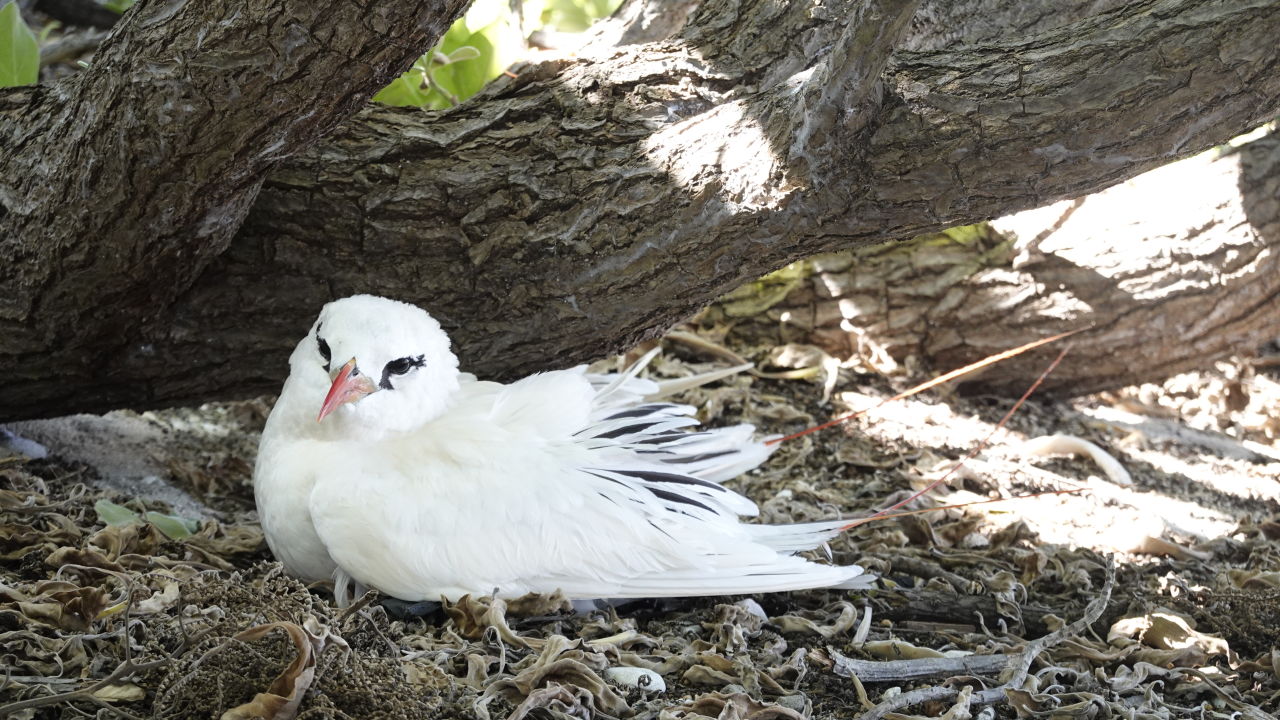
left=767, top=330, right=1082, bottom=446
left=831, top=652, right=1014, bottom=683
left=850, top=348, right=1072, bottom=526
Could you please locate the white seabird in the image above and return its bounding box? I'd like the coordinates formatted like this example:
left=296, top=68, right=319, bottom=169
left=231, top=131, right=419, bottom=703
left=253, top=294, right=867, bottom=603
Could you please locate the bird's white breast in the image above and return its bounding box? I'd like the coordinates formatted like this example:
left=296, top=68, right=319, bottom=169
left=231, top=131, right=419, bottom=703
left=253, top=369, right=344, bottom=583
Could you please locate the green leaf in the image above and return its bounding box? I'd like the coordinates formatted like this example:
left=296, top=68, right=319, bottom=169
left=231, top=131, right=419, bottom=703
left=373, top=0, right=623, bottom=108
left=36, top=21, right=58, bottom=44
left=438, top=45, right=482, bottom=64
left=144, top=511, right=199, bottom=540
left=0, top=0, right=40, bottom=88
left=539, top=0, right=622, bottom=32
left=432, top=29, right=496, bottom=104
left=372, top=71, right=432, bottom=108
left=94, top=499, right=141, bottom=527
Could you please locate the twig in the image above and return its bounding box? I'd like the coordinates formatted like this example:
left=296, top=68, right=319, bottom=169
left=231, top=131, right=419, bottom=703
left=860, top=684, right=960, bottom=718
left=767, top=330, right=1082, bottom=445
left=885, top=556, right=982, bottom=594
left=1, top=675, right=80, bottom=686
left=845, top=487, right=1086, bottom=529
left=33, top=0, right=120, bottom=29
left=853, top=347, right=1072, bottom=525
left=1001, top=557, right=1114, bottom=689
left=336, top=588, right=381, bottom=624
left=1173, top=667, right=1272, bottom=720
left=881, top=592, right=1058, bottom=637
left=40, top=28, right=110, bottom=65
left=0, top=655, right=170, bottom=717
left=831, top=651, right=1014, bottom=682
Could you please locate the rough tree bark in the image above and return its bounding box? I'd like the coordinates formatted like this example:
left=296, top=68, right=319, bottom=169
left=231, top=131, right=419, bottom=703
left=1, top=0, right=1278, bottom=419
left=0, top=0, right=471, bottom=414
left=710, top=128, right=1280, bottom=395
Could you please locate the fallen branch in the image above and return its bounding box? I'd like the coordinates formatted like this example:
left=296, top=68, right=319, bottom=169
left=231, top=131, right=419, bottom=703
left=880, top=591, right=1057, bottom=637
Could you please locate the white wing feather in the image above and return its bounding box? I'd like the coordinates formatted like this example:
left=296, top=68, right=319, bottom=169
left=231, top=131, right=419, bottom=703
left=309, top=359, right=865, bottom=601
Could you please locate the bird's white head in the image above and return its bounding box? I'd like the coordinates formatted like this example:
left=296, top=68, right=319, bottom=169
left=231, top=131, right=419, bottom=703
left=288, top=295, right=461, bottom=439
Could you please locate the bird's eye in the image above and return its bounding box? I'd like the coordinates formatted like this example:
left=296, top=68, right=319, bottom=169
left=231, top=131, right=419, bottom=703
left=379, top=355, right=425, bottom=390
left=317, top=336, right=332, bottom=372
left=385, top=358, right=415, bottom=375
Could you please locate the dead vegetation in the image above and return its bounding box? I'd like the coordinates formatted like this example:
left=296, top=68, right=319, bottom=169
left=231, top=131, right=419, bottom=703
left=2, top=324, right=1280, bottom=719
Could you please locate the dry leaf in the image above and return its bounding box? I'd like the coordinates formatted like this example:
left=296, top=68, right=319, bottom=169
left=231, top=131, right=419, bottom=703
left=135, top=580, right=181, bottom=614
left=479, top=634, right=628, bottom=719
left=770, top=602, right=858, bottom=639
left=219, top=618, right=341, bottom=720
left=1227, top=569, right=1280, bottom=589
left=443, top=594, right=537, bottom=648
left=861, top=639, right=946, bottom=660
left=1108, top=610, right=1230, bottom=664
left=664, top=691, right=806, bottom=720
left=93, top=683, right=147, bottom=702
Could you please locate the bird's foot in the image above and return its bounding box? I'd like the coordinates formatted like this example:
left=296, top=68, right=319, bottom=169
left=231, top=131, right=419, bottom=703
left=379, top=597, right=443, bottom=621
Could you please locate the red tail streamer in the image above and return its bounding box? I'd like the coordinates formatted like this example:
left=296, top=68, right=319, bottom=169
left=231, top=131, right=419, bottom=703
left=765, top=328, right=1083, bottom=446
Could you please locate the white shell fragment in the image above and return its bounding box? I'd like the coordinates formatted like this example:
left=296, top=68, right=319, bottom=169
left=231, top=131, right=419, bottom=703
left=603, top=666, right=667, bottom=693
left=734, top=598, right=768, bottom=621
left=1021, top=434, right=1133, bottom=485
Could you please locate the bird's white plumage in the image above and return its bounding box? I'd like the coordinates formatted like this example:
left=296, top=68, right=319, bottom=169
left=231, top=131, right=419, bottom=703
left=253, top=295, right=867, bottom=603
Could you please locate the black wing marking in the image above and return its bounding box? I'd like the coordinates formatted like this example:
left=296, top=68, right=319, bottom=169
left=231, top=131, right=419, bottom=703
left=592, top=422, right=670, bottom=440
left=607, top=468, right=728, bottom=491
left=603, top=403, right=681, bottom=421
left=655, top=450, right=738, bottom=465
left=646, top=487, right=716, bottom=513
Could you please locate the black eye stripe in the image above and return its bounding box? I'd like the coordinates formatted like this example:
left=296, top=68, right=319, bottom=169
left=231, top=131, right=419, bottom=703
left=316, top=326, right=332, bottom=372
left=379, top=355, right=425, bottom=390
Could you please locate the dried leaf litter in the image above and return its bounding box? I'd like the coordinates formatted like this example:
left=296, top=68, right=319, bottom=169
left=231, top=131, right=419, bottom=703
left=2, top=327, right=1280, bottom=719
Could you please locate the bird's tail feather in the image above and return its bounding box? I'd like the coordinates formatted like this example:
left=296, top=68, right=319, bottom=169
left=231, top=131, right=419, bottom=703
left=551, top=556, right=867, bottom=598
left=747, top=518, right=852, bottom=552
left=646, top=362, right=755, bottom=401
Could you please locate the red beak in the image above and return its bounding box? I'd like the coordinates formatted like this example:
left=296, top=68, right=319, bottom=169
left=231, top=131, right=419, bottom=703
left=318, top=358, right=377, bottom=422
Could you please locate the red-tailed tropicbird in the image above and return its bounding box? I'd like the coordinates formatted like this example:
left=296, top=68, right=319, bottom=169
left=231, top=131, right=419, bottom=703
left=254, top=295, right=868, bottom=603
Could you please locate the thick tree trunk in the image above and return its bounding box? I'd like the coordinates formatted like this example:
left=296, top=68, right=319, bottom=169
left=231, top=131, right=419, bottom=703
left=711, top=128, right=1280, bottom=395
left=2, top=0, right=1279, bottom=419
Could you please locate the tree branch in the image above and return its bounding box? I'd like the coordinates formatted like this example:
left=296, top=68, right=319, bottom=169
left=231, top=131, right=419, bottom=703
left=902, top=0, right=1131, bottom=52
left=743, top=127, right=1280, bottom=396
left=0, top=0, right=470, bottom=402
left=789, top=0, right=923, bottom=175
left=1, top=0, right=1278, bottom=418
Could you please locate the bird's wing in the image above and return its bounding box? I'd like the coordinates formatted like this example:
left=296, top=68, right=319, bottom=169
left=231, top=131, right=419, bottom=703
left=308, top=362, right=864, bottom=601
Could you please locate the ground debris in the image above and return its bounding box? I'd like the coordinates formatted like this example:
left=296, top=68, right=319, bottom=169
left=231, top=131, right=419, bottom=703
left=2, top=327, right=1279, bottom=719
